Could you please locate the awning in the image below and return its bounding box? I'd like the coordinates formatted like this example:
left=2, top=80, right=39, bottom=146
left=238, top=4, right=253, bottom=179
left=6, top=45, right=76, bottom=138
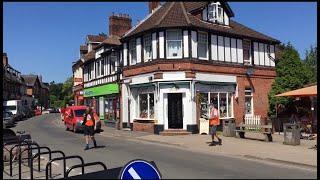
left=275, top=85, right=317, bottom=97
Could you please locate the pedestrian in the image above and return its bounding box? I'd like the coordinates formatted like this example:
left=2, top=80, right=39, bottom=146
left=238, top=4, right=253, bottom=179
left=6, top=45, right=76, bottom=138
left=82, top=106, right=97, bottom=150
left=208, top=103, right=222, bottom=146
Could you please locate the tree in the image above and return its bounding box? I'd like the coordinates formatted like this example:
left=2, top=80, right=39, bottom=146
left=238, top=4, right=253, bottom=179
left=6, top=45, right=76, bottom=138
left=48, top=77, right=74, bottom=108
left=268, top=42, right=312, bottom=116
left=304, top=45, right=317, bottom=83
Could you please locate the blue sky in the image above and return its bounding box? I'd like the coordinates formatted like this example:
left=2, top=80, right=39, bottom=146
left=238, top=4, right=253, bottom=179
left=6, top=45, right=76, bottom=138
left=3, top=2, right=317, bottom=83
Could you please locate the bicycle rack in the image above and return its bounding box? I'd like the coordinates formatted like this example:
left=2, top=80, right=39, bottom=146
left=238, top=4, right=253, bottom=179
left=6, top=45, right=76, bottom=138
left=9, top=141, right=39, bottom=177
left=65, top=161, right=107, bottom=178
left=45, top=155, right=84, bottom=179
left=30, top=149, right=65, bottom=179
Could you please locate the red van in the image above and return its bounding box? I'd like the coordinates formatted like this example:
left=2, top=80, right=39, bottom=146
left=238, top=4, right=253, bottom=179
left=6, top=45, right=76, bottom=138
left=64, top=106, right=101, bottom=133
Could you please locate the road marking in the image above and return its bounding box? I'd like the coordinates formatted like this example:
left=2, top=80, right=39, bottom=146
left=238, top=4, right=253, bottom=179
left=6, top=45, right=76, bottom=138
left=128, top=167, right=141, bottom=179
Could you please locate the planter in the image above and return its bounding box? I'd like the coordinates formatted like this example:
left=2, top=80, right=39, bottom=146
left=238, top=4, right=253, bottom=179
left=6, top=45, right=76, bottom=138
left=133, top=120, right=155, bottom=133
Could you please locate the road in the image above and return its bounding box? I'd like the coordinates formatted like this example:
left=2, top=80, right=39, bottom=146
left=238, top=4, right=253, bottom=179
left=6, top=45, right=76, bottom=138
left=11, top=114, right=317, bottom=179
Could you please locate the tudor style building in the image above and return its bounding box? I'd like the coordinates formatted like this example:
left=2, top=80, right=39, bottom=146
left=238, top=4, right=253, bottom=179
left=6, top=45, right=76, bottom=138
left=120, top=2, right=280, bottom=134
left=82, top=14, right=131, bottom=126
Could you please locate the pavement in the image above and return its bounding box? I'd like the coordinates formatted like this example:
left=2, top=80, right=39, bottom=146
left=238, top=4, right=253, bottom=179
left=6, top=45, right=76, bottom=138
left=4, top=113, right=317, bottom=179
left=99, top=127, right=317, bottom=168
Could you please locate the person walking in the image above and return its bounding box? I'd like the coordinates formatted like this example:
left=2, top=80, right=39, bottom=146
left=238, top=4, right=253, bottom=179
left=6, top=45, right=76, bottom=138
left=82, top=107, right=97, bottom=150
left=209, top=104, right=222, bottom=146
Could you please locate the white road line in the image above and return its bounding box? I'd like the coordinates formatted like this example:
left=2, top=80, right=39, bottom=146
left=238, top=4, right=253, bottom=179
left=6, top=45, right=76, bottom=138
left=128, top=167, right=141, bottom=179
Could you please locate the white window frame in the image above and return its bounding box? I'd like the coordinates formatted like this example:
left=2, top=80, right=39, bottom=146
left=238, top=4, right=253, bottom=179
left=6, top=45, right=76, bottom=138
left=206, top=92, right=234, bottom=119
left=245, top=88, right=254, bottom=115
left=137, top=93, right=154, bottom=119
left=129, top=39, right=137, bottom=65
left=166, top=29, right=183, bottom=59
left=208, top=2, right=223, bottom=24
left=198, top=31, right=208, bottom=60
left=143, top=34, right=152, bottom=62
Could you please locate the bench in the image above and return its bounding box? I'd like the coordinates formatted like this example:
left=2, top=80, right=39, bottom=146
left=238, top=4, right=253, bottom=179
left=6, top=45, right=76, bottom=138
left=235, top=115, right=273, bottom=142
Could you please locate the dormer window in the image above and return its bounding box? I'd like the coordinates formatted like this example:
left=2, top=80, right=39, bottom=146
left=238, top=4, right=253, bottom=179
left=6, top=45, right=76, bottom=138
left=207, top=2, right=224, bottom=24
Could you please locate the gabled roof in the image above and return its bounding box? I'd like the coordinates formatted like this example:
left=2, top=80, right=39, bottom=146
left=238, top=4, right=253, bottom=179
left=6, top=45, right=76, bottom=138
left=123, top=2, right=279, bottom=43
left=83, top=50, right=95, bottom=63
left=184, top=1, right=234, bottom=17
left=87, top=35, right=107, bottom=43
left=21, top=74, right=39, bottom=87
left=94, top=35, right=121, bottom=50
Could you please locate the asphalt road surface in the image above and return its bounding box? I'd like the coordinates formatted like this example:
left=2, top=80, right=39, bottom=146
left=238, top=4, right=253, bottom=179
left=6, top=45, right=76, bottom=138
left=11, top=114, right=317, bottom=179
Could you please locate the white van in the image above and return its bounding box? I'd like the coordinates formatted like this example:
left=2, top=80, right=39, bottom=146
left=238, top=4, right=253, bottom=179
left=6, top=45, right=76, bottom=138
left=3, top=100, right=23, bottom=121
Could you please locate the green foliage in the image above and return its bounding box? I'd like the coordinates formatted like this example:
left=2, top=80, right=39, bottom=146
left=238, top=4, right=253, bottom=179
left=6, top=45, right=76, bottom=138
left=268, top=43, right=313, bottom=116
left=49, top=77, right=74, bottom=108
left=304, top=45, right=317, bottom=83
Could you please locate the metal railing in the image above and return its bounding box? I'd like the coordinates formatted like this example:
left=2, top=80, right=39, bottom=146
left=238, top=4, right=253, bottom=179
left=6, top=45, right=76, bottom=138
left=9, top=141, right=40, bottom=177
left=30, top=149, right=65, bottom=179
left=45, top=155, right=84, bottom=179
left=65, top=161, right=107, bottom=178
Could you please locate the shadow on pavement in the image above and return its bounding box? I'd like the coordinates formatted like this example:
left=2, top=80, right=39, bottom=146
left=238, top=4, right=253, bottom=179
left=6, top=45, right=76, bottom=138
left=62, top=167, right=123, bottom=179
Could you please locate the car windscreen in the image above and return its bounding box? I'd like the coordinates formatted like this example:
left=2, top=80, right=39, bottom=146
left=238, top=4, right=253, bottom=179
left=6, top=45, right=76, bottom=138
left=4, top=106, right=16, bottom=111
left=74, top=109, right=86, bottom=117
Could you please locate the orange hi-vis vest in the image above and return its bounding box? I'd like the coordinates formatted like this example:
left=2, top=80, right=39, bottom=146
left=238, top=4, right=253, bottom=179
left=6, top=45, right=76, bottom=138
left=85, top=114, right=94, bottom=127
left=209, top=108, right=220, bottom=126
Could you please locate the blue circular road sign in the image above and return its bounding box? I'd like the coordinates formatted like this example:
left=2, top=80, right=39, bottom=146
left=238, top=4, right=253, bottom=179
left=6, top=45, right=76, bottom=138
left=120, top=159, right=161, bottom=180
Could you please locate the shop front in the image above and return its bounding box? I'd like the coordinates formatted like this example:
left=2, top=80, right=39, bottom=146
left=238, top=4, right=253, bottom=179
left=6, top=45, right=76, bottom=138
left=84, top=83, right=120, bottom=127
left=121, top=72, right=237, bottom=134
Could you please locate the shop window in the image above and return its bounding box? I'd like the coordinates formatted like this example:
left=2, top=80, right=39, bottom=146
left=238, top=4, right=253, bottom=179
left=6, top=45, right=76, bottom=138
left=199, top=93, right=208, bottom=117
left=166, top=29, right=182, bottom=59
left=245, top=87, right=253, bottom=115
left=138, top=93, right=154, bottom=119
left=219, top=93, right=227, bottom=118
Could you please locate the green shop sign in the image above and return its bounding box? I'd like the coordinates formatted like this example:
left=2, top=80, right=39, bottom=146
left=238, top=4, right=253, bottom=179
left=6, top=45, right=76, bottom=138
left=84, top=83, right=119, bottom=97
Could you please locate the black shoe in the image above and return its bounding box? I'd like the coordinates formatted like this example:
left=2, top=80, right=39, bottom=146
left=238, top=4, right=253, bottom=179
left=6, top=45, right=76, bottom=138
left=218, top=139, right=222, bottom=145
left=209, top=142, right=216, bottom=146
left=84, top=145, right=89, bottom=150
left=93, top=140, right=97, bottom=148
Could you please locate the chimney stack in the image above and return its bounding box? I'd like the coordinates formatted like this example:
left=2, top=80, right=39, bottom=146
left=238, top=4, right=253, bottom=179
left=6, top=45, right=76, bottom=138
left=149, top=1, right=160, bottom=14
left=3, top=53, right=8, bottom=66
left=109, top=13, right=132, bottom=37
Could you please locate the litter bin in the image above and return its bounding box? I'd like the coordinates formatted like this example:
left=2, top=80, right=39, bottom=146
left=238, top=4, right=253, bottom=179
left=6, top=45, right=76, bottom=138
left=222, top=118, right=236, bottom=137
left=283, top=123, right=301, bottom=145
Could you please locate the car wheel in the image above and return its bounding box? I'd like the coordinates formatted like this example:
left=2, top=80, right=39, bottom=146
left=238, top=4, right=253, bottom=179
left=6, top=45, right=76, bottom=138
left=65, top=122, right=69, bottom=131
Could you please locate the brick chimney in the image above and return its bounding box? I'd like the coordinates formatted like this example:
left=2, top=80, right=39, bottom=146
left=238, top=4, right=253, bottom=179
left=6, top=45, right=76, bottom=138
left=149, top=1, right=160, bottom=14
left=109, top=13, right=132, bottom=37
left=3, top=53, right=8, bottom=66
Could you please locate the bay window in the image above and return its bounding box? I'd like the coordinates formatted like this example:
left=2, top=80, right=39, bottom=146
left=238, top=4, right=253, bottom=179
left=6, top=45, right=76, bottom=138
left=166, top=29, right=182, bottom=59
left=144, top=34, right=152, bottom=62
left=129, top=39, right=136, bottom=64
left=198, top=32, right=208, bottom=59
left=138, top=93, right=154, bottom=119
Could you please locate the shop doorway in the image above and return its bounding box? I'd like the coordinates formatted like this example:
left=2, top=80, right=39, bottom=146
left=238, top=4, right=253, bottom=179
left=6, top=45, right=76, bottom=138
left=168, top=93, right=183, bottom=129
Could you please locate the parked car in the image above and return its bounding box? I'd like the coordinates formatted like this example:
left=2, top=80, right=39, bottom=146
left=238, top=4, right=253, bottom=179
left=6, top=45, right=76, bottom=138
left=3, top=100, right=24, bottom=121
left=3, top=111, right=16, bottom=128
left=64, top=106, right=101, bottom=133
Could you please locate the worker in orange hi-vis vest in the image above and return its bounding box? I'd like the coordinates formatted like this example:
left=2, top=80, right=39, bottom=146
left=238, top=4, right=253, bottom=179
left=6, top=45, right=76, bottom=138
left=208, top=104, right=222, bottom=146
left=82, top=107, right=98, bottom=150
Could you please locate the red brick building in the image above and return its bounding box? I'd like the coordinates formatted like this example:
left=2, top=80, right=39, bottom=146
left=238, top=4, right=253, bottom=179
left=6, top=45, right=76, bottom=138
left=120, top=2, right=280, bottom=134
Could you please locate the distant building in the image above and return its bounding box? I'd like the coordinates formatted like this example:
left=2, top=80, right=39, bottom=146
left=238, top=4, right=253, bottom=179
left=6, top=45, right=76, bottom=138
left=3, top=53, right=27, bottom=102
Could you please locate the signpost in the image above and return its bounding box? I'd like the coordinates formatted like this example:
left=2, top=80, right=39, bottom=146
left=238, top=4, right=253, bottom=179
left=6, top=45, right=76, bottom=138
left=119, top=159, right=161, bottom=180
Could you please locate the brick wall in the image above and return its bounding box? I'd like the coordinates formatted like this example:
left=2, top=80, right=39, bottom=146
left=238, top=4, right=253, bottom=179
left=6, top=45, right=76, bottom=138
left=234, top=76, right=275, bottom=125
left=133, top=120, right=155, bottom=133
left=109, top=14, right=132, bottom=37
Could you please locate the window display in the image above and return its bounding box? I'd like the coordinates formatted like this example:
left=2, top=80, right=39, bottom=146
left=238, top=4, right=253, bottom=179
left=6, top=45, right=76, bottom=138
left=138, top=93, right=154, bottom=119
